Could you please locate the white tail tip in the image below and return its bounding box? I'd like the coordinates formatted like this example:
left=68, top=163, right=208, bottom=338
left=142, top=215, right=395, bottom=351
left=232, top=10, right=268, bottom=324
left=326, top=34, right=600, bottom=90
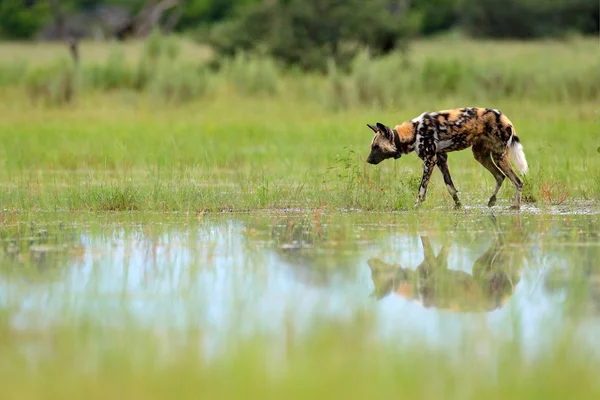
left=509, top=139, right=528, bottom=174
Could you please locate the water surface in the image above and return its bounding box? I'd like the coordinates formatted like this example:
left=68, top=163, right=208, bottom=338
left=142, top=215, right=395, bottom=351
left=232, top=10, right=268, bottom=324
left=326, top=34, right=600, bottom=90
left=2, top=208, right=600, bottom=362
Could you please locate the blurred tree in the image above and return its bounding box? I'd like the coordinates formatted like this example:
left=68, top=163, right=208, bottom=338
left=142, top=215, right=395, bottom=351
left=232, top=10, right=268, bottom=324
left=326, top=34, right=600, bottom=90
left=459, top=0, right=599, bottom=38
left=410, top=0, right=458, bottom=35
left=208, top=0, right=418, bottom=71
left=0, top=0, right=597, bottom=40
left=176, top=0, right=262, bottom=30
left=48, top=0, right=68, bottom=39
left=0, top=0, right=52, bottom=39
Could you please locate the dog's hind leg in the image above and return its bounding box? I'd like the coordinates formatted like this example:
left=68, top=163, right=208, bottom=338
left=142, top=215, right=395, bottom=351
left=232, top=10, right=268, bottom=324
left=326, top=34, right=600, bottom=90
left=472, top=143, right=505, bottom=207
left=436, top=153, right=461, bottom=208
left=493, top=151, right=523, bottom=210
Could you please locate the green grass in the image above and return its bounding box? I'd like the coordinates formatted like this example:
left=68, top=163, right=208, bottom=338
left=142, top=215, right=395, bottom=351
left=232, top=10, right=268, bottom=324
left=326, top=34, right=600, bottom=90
left=0, top=35, right=598, bottom=213
left=0, top=93, right=597, bottom=212
left=0, top=36, right=211, bottom=68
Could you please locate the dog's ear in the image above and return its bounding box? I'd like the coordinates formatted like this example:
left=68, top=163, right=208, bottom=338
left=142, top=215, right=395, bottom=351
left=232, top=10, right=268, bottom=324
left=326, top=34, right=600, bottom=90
left=366, top=123, right=378, bottom=133
left=376, top=122, right=392, bottom=141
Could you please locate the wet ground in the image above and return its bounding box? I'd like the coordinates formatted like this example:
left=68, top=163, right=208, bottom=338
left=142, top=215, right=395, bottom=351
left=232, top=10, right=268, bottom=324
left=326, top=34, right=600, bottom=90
left=1, top=208, right=600, bottom=362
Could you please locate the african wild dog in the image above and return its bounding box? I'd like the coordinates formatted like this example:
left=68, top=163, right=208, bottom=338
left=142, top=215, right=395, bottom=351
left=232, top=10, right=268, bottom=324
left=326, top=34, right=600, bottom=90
left=367, top=215, right=525, bottom=312
left=366, top=107, right=529, bottom=209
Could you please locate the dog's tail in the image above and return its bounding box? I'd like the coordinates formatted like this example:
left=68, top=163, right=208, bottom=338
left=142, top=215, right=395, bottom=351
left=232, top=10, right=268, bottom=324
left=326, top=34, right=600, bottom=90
left=508, top=134, right=528, bottom=174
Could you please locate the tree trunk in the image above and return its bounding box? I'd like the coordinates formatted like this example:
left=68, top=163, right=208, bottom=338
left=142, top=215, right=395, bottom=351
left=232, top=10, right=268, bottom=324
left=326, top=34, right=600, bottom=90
left=115, top=0, right=181, bottom=39
left=68, top=37, right=79, bottom=65
left=48, top=0, right=68, bottom=39
left=134, top=0, right=181, bottom=37
left=162, top=2, right=184, bottom=34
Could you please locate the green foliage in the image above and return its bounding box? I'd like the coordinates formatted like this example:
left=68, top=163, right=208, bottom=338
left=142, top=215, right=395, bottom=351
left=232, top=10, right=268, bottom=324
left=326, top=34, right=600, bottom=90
left=323, top=146, right=420, bottom=210
left=322, top=50, right=409, bottom=110
left=220, top=52, right=281, bottom=95
left=0, top=0, right=598, bottom=41
left=0, top=60, right=29, bottom=87
left=150, top=61, right=210, bottom=103
left=134, top=30, right=179, bottom=90
left=24, top=58, right=79, bottom=106
left=421, top=58, right=467, bottom=94
left=143, top=35, right=210, bottom=102
left=411, top=0, right=458, bottom=35
left=143, top=28, right=182, bottom=62
left=5, top=35, right=599, bottom=108
left=209, top=0, right=416, bottom=71
left=349, top=50, right=408, bottom=107
left=83, top=184, right=140, bottom=211
left=206, top=4, right=279, bottom=57
left=177, top=0, right=262, bottom=31
left=460, top=0, right=599, bottom=38
left=0, top=0, right=51, bottom=39
left=323, top=59, right=358, bottom=110
left=83, top=34, right=209, bottom=102
left=85, top=47, right=136, bottom=91
left=320, top=41, right=600, bottom=109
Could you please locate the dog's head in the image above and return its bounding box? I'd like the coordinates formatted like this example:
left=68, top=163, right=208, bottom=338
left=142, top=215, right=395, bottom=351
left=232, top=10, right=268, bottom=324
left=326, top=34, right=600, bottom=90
left=366, top=122, right=399, bottom=165
left=367, top=258, right=415, bottom=300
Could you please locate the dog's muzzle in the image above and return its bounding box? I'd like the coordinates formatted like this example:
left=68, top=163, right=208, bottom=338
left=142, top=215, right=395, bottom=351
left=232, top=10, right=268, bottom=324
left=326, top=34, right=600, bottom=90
left=366, top=156, right=380, bottom=165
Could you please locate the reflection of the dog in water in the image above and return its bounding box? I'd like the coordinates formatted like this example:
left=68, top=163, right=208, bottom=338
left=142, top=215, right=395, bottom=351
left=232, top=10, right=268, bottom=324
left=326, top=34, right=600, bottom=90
left=368, top=216, right=525, bottom=312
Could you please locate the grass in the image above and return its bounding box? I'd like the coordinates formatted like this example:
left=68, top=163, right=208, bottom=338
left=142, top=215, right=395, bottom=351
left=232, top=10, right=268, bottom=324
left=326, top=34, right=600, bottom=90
left=0, top=35, right=598, bottom=214
left=0, top=35, right=211, bottom=67
left=0, top=93, right=597, bottom=212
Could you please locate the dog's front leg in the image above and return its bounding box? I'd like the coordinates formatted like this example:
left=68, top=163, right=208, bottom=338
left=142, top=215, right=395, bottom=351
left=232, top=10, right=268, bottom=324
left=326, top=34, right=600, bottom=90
left=415, top=156, right=437, bottom=207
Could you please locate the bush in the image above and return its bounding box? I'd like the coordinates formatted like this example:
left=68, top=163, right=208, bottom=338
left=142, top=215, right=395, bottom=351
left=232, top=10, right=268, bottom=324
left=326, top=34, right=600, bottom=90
left=410, top=0, right=458, bottom=35
left=420, top=58, right=471, bottom=95
left=25, top=58, right=78, bottom=106
left=0, top=60, right=29, bottom=87
left=0, top=0, right=51, bottom=39
left=134, top=32, right=184, bottom=91
left=150, top=61, right=210, bottom=103
left=324, top=59, right=358, bottom=111
left=12, top=32, right=600, bottom=107
left=144, top=29, right=182, bottom=62
left=85, top=47, right=136, bottom=91
left=319, top=42, right=600, bottom=110
left=459, top=0, right=599, bottom=39
left=346, top=50, right=408, bottom=108
left=220, top=52, right=280, bottom=95
left=208, top=0, right=417, bottom=72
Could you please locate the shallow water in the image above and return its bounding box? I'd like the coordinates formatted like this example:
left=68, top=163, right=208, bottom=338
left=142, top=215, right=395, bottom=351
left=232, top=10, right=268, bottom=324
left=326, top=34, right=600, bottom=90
left=1, top=208, right=600, bottom=362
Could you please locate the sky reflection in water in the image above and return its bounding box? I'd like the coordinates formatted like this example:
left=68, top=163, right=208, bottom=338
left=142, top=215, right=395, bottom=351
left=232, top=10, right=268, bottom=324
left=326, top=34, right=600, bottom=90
left=1, top=211, right=599, bottom=359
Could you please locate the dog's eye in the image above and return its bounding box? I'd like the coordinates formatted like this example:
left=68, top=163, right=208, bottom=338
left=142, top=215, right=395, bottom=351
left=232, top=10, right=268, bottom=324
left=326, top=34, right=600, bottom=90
left=373, top=145, right=380, bottom=151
